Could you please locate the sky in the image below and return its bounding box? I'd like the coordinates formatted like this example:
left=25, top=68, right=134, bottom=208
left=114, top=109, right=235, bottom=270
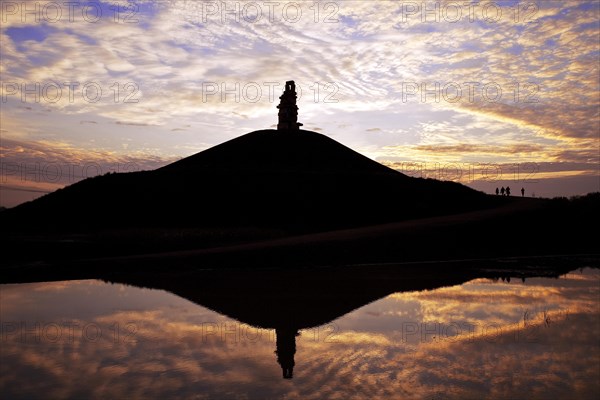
left=0, top=0, right=599, bottom=207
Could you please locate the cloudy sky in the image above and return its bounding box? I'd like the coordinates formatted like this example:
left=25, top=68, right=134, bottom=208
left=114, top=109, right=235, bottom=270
left=1, top=0, right=598, bottom=207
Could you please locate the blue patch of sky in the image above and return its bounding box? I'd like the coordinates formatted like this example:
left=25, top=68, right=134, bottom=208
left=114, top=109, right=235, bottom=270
left=506, top=44, right=524, bottom=56
left=183, top=21, right=205, bottom=30
left=328, top=18, right=366, bottom=40
left=469, top=18, right=498, bottom=30
left=79, top=1, right=114, bottom=22
left=458, top=42, right=482, bottom=53
left=6, top=25, right=98, bottom=49
left=588, top=50, right=600, bottom=59
left=4, top=26, right=67, bottom=65
left=496, top=0, right=521, bottom=7
left=407, top=24, right=440, bottom=34
left=575, top=1, right=600, bottom=12
left=164, top=39, right=189, bottom=51
left=574, top=21, right=600, bottom=32
left=419, top=63, right=442, bottom=75
left=208, top=34, right=240, bottom=51
left=198, top=47, right=218, bottom=56
left=250, top=39, right=275, bottom=55
left=162, top=40, right=217, bottom=60
left=339, top=15, right=358, bottom=28
left=26, top=54, right=56, bottom=66
left=106, top=69, right=130, bottom=79
left=512, top=24, right=527, bottom=34
left=173, top=40, right=218, bottom=56
left=5, top=25, right=58, bottom=46
left=134, top=2, right=159, bottom=29
left=343, top=30, right=370, bottom=40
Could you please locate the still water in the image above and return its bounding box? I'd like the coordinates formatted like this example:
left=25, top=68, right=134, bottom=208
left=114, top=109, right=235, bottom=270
left=1, top=267, right=599, bottom=399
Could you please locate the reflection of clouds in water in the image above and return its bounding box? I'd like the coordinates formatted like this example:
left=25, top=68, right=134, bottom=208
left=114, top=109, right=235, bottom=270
left=1, top=269, right=599, bottom=399
left=376, top=270, right=600, bottom=329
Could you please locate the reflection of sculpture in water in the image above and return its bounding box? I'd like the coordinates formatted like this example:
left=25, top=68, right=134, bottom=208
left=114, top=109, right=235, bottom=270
left=275, top=327, right=298, bottom=379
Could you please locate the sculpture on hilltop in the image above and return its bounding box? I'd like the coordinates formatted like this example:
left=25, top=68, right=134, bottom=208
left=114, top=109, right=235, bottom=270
left=277, top=81, right=303, bottom=131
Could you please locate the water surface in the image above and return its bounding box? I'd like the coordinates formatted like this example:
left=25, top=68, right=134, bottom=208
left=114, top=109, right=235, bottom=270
left=1, top=267, right=598, bottom=399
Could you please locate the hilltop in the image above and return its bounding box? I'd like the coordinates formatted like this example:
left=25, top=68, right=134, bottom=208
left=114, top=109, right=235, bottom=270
left=2, top=126, right=598, bottom=274
left=1, top=129, right=493, bottom=233
left=2, top=74, right=595, bottom=271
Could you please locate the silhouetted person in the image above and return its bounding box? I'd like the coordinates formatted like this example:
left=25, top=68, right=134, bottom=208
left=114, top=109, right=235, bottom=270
left=506, top=186, right=511, bottom=196
left=495, top=187, right=499, bottom=195
left=521, top=187, right=525, bottom=197
left=275, top=327, right=298, bottom=379
left=500, top=187, right=505, bottom=196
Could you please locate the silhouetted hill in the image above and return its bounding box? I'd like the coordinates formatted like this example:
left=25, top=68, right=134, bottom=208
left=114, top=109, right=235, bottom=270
left=1, top=129, right=493, bottom=233
left=160, top=129, right=396, bottom=175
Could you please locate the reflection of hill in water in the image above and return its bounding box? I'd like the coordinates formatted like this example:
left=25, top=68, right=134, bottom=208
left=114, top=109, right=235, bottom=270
left=107, top=265, right=478, bottom=329
left=105, top=258, right=588, bottom=379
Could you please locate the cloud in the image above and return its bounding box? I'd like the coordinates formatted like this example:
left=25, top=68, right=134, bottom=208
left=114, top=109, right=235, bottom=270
left=0, top=184, right=52, bottom=194
left=115, top=121, right=154, bottom=126
left=1, top=0, right=598, bottom=205
left=0, top=136, right=175, bottom=206
left=413, top=143, right=545, bottom=154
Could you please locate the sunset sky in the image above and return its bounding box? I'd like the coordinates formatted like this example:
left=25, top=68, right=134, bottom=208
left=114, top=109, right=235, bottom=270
left=1, top=0, right=599, bottom=207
